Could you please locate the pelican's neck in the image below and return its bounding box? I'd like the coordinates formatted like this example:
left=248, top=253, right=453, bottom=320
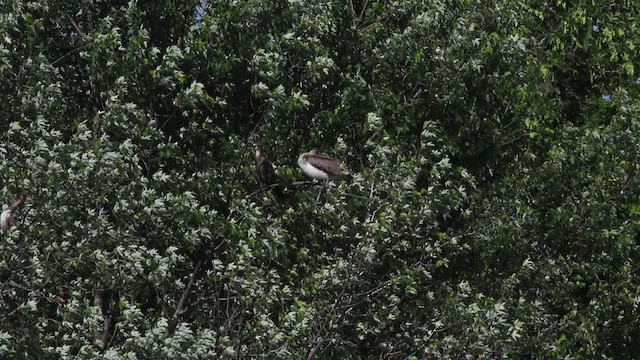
left=0, top=209, right=11, bottom=231
left=297, top=153, right=308, bottom=167
left=298, top=152, right=330, bottom=180
left=256, top=144, right=268, bottom=161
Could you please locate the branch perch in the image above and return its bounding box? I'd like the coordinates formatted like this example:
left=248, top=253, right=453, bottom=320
left=245, top=180, right=322, bottom=199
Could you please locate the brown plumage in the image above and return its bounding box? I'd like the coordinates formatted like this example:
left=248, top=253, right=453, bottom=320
left=1, top=195, right=25, bottom=233
left=255, top=143, right=285, bottom=199
left=298, top=149, right=350, bottom=181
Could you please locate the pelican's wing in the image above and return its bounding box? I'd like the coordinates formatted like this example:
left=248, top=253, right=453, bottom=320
left=257, top=158, right=277, bottom=184
left=306, top=154, right=342, bottom=177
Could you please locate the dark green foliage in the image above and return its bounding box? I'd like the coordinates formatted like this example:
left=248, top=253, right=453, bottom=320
left=1, top=0, right=640, bottom=358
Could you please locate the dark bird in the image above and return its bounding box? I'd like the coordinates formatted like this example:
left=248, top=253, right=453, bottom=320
left=1, top=195, right=25, bottom=233
left=297, top=149, right=351, bottom=182
left=255, top=142, right=285, bottom=199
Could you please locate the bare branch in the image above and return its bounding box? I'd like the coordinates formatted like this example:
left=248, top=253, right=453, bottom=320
left=245, top=180, right=320, bottom=199
left=166, top=259, right=203, bottom=336
left=355, top=0, right=370, bottom=28
left=67, top=14, right=87, bottom=38
left=92, top=290, right=116, bottom=350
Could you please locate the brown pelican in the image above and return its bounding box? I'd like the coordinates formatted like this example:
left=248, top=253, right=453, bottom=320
left=255, top=143, right=285, bottom=199
left=298, top=149, right=351, bottom=181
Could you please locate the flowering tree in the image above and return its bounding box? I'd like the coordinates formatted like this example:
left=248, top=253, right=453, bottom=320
left=0, top=0, right=639, bottom=358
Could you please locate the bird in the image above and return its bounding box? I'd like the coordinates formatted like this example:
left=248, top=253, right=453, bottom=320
left=297, top=149, right=351, bottom=182
left=1, top=195, right=25, bottom=233
left=254, top=142, right=285, bottom=199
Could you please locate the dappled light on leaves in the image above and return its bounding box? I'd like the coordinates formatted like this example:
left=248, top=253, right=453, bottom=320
left=0, top=0, right=639, bottom=358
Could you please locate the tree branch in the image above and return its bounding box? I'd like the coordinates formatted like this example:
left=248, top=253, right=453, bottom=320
left=68, top=14, right=87, bottom=38
left=245, top=180, right=321, bottom=199
left=355, top=0, right=370, bottom=28
left=92, top=290, right=117, bottom=349
left=166, top=259, right=203, bottom=336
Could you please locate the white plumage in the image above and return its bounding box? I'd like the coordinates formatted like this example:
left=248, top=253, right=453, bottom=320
left=297, top=149, right=348, bottom=181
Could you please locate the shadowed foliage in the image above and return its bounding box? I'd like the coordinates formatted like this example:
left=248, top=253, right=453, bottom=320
left=1, top=0, right=640, bottom=358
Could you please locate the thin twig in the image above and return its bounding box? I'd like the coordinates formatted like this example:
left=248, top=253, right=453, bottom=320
left=222, top=114, right=265, bottom=215
left=356, top=0, right=370, bottom=28
left=245, top=180, right=320, bottom=199
left=51, top=44, right=92, bottom=66
left=166, top=259, right=203, bottom=336
left=68, top=14, right=87, bottom=38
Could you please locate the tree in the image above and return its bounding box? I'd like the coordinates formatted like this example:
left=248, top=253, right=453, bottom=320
left=0, top=0, right=639, bottom=358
